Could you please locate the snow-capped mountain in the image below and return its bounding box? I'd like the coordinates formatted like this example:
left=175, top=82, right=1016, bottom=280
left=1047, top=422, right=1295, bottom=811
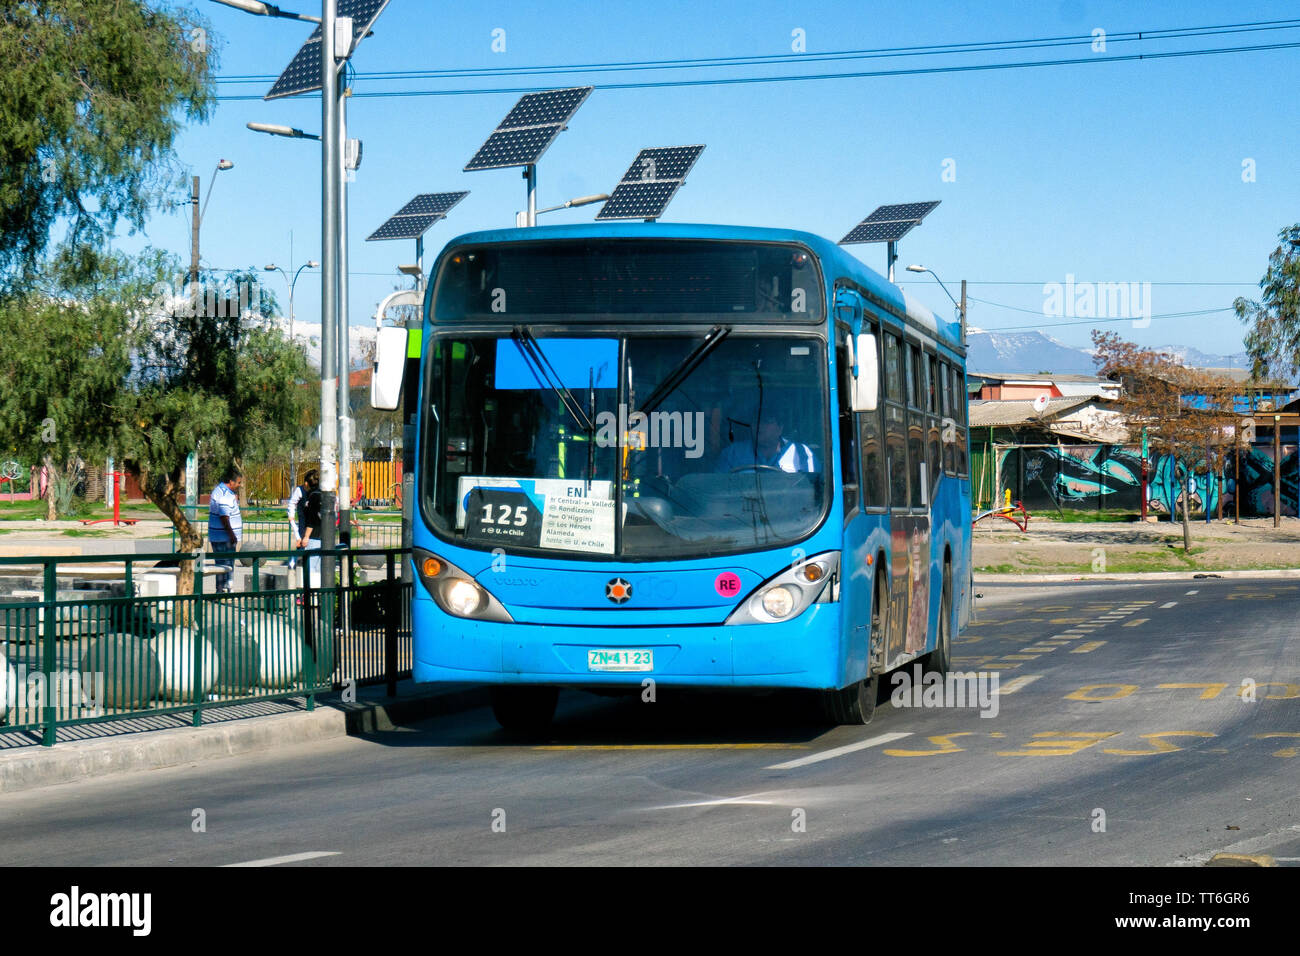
left=965, top=329, right=1248, bottom=376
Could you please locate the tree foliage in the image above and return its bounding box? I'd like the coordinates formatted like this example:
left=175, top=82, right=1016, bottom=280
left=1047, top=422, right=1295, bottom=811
left=0, top=1, right=214, bottom=288
left=0, top=248, right=313, bottom=590
left=1234, top=224, right=1300, bottom=382
left=1092, top=331, right=1242, bottom=549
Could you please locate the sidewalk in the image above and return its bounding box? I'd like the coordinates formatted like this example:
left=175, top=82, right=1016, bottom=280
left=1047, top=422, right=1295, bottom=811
left=0, top=679, right=489, bottom=794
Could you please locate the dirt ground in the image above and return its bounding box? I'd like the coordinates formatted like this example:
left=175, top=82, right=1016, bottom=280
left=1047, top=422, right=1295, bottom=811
left=974, top=515, right=1300, bottom=574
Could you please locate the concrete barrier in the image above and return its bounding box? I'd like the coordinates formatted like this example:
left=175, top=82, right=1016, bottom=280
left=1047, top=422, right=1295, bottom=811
left=77, top=633, right=161, bottom=709
left=153, top=627, right=219, bottom=702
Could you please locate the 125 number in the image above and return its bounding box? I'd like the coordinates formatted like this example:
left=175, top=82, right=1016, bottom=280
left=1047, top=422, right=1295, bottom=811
left=481, top=503, right=529, bottom=526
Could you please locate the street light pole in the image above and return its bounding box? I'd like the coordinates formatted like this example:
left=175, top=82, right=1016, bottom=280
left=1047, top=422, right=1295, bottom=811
left=320, top=0, right=340, bottom=570
left=906, top=264, right=967, bottom=342
left=337, top=83, right=353, bottom=545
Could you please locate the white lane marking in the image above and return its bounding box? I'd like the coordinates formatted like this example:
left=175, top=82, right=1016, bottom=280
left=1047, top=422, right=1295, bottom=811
left=222, top=851, right=341, bottom=868
left=999, top=675, right=1042, bottom=695
left=1186, top=590, right=1199, bottom=595
left=1161, top=601, right=1178, bottom=608
left=765, top=732, right=912, bottom=770
left=650, top=793, right=782, bottom=810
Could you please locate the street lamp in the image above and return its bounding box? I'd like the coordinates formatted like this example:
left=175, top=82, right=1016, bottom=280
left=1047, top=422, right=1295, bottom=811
left=246, top=122, right=319, bottom=140
left=189, top=159, right=234, bottom=287
left=264, top=259, right=319, bottom=342
left=906, top=264, right=967, bottom=343
left=211, top=0, right=319, bottom=22
left=515, top=193, right=610, bottom=228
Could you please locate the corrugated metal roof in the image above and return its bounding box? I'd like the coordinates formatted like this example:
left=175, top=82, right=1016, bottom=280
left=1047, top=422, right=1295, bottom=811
left=968, top=396, right=1095, bottom=427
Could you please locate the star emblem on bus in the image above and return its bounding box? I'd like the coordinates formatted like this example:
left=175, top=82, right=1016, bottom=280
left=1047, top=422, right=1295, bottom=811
left=605, top=578, right=633, bottom=604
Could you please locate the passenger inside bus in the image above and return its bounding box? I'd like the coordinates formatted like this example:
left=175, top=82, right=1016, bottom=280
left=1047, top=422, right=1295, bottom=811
left=715, top=410, right=818, bottom=473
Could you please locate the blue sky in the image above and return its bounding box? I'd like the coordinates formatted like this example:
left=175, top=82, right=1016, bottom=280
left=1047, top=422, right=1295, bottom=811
left=122, top=0, right=1300, bottom=358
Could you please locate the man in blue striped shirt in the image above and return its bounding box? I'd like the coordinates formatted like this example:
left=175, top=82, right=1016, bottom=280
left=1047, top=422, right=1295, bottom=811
left=208, top=467, right=244, bottom=593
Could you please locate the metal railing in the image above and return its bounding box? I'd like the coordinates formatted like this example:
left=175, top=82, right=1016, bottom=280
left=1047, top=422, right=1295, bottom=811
left=171, top=507, right=403, bottom=553
left=0, top=546, right=411, bottom=746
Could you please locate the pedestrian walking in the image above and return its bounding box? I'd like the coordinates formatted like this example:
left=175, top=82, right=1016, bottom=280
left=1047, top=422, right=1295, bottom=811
left=290, top=469, right=323, bottom=588
left=208, top=466, right=243, bottom=593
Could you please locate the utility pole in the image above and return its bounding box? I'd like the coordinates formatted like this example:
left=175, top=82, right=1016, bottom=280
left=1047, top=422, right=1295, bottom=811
left=189, top=175, right=201, bottom=289
left=959, top=278, right=967, bottom=344
left=1274, top=415, right=1281, bottom=528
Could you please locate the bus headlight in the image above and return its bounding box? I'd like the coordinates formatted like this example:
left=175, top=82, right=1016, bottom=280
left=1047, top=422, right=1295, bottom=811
left=761, top=586, right=798, bottom=618
left=413, top=548, right=513, bottom=623
left=445, top=579, right=484, bottom=616
left=725, top=551, right=840, bottom=625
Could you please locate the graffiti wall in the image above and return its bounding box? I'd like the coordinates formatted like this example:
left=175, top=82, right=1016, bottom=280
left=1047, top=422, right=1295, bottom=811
left=997, top=444, right=1299, bottom=518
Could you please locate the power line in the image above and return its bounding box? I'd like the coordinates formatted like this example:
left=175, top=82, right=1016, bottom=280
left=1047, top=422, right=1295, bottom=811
left=213, top=38, right=1300, bottom=101
left=980, top=307, right=1234, bottom=332
left=215, top=18, right=1300, bottom=84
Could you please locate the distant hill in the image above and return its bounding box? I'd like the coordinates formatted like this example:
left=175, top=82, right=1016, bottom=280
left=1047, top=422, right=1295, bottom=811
left=965, top=329, right=1249, bottom=376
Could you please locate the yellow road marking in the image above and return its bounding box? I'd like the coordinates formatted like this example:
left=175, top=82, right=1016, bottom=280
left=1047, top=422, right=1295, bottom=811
left=1071, top=641, right=1106, bottom=653
left=1206, top=853, right=1277, bottom=867
left=983, top=663, right=1023, bottom=670
left=998, top=675, right=1042, bottom=695
left=1102, top=731, right=1214, bottom=755
left=883, top=732, right=972, bottom=757
left=1066, top=683, right=1137, bottom=701
left=1002, top=654, right=1043, bottom=660
left=1019, top=645, right=1058, bottom=652
left=1254, top=733, right=1300, bottom=757
left=1158, top=682, right=1228, bottom=700
left=997, top=731, right=1119, bottom=757
left=534, top=743, right=806, bottom=751
left=1123, top=618, right=1149, bottom=627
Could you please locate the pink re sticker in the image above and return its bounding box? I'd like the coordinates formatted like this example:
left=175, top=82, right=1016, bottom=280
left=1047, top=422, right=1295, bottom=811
left=714, top=571, right=742, bottom=597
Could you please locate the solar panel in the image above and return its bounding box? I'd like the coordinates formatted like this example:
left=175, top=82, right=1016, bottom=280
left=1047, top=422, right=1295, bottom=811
left=367, top=214, right=443, bottom=241
left=864, top=201, right=940, bottom=223
left=841, top=219, right=921, bottom=243
left=619, top=145, right=705, bottom=183
left=464, top=87, right=593, bottom=171
left=391, top=191, right=468, bottom=218
left=839, top=200, right=941, bottom=245
left=266, top=0, right=391, bottom=100
left=499, top=87, right=592, bottom=129
left=465, top=126, right=564, bottom=171
left=367, top=191, right=469, bottom=241
left=596, top=180, right=682, bottom=220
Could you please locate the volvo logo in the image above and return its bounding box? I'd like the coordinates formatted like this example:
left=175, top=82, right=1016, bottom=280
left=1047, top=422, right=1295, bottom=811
left=605, top=577, right=633, bottom=605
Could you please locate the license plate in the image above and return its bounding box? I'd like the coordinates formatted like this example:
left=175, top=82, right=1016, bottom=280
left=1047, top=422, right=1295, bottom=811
left=587, top=648, right=654, bottom=672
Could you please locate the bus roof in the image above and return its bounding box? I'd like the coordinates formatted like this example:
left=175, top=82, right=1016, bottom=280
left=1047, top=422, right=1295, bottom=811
left=433, top=221, right=963, bottom=351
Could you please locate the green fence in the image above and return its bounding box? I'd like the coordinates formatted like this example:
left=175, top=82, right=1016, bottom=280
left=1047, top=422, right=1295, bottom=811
left=0, top=547, right=411, bottom=746
left=172, top=507, right=403, bottom=553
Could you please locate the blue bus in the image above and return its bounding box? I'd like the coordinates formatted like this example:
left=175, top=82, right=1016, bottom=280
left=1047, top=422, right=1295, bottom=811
left=394, top=222, right=972, bottom=729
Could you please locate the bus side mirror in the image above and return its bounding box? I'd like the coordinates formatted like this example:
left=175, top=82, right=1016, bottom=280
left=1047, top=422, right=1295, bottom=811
left=371, top=326, right=408, bottom=410
left=852, top=333, right=878, bottom=412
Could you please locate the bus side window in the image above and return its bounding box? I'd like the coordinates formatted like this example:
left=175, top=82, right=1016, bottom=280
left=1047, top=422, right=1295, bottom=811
left=883, top=332, right=908, bottom=509
left=951, top=364, right=968, bottom=476
left=836, top=332, right=859, bottom=514
left=906, top=343, right=923, bottom=508
left=925, top=351, right=940, bottom=498
left=859, top=319, right=885, bottom=507
left=940, top=360, right=956, bottom=476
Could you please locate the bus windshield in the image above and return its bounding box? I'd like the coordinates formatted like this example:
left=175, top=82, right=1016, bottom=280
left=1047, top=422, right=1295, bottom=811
left=423, top=332, right=831, bottom=559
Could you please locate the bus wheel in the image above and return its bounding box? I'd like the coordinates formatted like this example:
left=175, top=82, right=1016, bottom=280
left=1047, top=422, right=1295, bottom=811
left=819, top=674, right=878, bottom=725
left=491, top=686, right=559, bottom=736
left=923, top=564, right=953, bottom=677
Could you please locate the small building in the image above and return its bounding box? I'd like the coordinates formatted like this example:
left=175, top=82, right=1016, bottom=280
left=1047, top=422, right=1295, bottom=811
left=967, top=371, right=1120, bottom=402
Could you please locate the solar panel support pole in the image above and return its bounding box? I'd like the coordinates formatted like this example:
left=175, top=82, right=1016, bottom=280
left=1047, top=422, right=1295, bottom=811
left=525, top=164, right=537, bottom=227
left=337, top=85, right=352, bottom=545
left=886, top=241, right=897, bottom=283
left=320, top=0, right=339, bottom=583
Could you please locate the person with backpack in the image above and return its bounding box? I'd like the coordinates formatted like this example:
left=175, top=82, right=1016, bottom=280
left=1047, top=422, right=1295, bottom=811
left=290, top=469, right=323, bottom=588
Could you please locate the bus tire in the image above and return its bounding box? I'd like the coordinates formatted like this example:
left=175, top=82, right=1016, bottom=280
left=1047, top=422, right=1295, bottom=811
left=491, top=686, right=559, bottom=736
left=924, top=563, right=953, bottom=677
left=819, top=674, right=878, bottom=725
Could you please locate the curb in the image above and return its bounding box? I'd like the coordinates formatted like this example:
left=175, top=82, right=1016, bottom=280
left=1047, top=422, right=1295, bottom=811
left=0, top=685, right=490, bottom=795
left=975, top=568, right=1300, bottom=584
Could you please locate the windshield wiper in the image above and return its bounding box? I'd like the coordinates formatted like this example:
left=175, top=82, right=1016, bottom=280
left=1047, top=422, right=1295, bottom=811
left=511, top=326, right=596, bottom=436
left=638, top=325, right=730, bottom=417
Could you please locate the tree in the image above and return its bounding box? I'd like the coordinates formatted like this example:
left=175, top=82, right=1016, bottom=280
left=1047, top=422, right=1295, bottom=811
left=1234, top=224, right=1300, bottom=381
left=0, top=2, right=214, bottom=289
left=0, top=248, right=313, bottom=594
left=1092, top=331, right=1240, bottom=551
left=0, top=249, right=135, bottom=518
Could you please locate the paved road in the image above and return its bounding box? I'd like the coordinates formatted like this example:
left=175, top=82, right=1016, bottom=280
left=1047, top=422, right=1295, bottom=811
left=1, top=577, right=1296, bottom=866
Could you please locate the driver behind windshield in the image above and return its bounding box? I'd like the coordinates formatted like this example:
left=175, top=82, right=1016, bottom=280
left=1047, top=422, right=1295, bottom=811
left=716, top=411, right=817, bottom=473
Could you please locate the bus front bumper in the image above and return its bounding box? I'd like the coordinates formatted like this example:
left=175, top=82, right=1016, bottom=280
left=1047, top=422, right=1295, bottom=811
left=411, top=594, right=845, bottom=690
